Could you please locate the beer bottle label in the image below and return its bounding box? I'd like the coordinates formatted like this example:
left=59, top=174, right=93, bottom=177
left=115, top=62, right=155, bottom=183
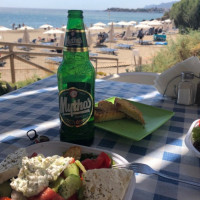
left=59, top=87, right=93, bottom=127
left=64, top=29, right=88, bottom=52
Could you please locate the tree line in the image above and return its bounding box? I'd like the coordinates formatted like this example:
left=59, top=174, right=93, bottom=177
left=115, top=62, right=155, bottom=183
left=169, top=0, right=200, bottom=30
left=106, top=7, right=164, bottom=13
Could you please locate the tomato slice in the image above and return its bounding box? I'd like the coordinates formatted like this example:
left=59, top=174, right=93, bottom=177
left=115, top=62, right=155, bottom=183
left=0, top=198, right=12, bottom=200
left=81, top=158, right=97, bottom=170
left=28, top=187, right=65, bottom=200
left=98, top=152, right=111, bottom=168
left=81, top=152, right=111, bottom=170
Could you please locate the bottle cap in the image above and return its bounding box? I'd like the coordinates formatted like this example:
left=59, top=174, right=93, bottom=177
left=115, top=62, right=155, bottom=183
left=68, top=10, right=83, bottom=18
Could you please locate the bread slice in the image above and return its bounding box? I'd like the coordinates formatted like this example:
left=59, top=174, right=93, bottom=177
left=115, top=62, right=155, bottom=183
left=94, top=108, right=125, bottom=123
left=114, top=98, right=145, bottom=125
left=98, top=100, right=116, bottom=111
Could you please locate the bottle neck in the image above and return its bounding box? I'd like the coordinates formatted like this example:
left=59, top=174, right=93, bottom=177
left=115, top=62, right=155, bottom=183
left=63, top=16, right=89, bottom=59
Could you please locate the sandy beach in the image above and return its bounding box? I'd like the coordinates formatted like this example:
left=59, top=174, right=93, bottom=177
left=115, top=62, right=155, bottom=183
left=0, top=27, right=177, bottom=82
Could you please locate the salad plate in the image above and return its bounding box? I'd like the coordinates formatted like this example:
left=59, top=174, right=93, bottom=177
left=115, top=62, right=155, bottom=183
left=95, top=97, right=174, bottom=141
left=26, top=141, right=136, bottom=200
left=185, top=119, right=200, bottom=158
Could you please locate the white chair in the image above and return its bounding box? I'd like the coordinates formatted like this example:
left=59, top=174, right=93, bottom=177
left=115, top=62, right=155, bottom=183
left=102, top=72, right=159, bottom=85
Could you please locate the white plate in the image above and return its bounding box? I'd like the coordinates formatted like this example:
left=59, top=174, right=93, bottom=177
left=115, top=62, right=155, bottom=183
left=26, top=141, right=136, bottom=200
left=185, top=119, right=200, bottom=158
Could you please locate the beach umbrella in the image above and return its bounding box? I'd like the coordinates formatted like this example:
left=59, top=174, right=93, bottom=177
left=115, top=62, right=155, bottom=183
left=0, top=26, right=11, bottom=31
left=61, top=25, right=66, bottom=30
left=117, top=21, right=130, bottom=26
left=108, top=23, right=115, bottom=43
left=22, top=28, right=30, bottom=43
left=58, top=33, right=65, bottom=47
left=128, top=21, right=137, bottom=25
left=43, top=29, right=64, bottom=34
left=93, top=22, right=106, bottom=27
left=123, top=26, right=132, bottom=39
left=139, top=20, right=150, bottom=25
left=18, top=26, right=34, bottom=30
left=162, top=22, right=169, bottom=32
left=135, top=24, right=151, bottom=29
left=0, top=26, right=11, bottom=41
left=88, top=26, right=105, bottom=30
left=148, top=20, right=162, bottom=26
left=39, top=24, right=53, bottom=29
left=164, top=19, right=171, bottom=23
left=172, top=19, right=176, bottom=29
left=107, top=22, right=117, bottom=26
left=86, top=31, right=93, bottom=47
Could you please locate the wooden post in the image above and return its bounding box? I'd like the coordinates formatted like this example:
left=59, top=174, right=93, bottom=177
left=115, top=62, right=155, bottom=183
left=139, top=56, right=142, bottom=72
left=117, top=59, right=119, bottom=74
left=134, top=55, right=137, bottom=66
left=9, top=45, right=16, bottom=83
left=95, top=59, right=98, bottom=73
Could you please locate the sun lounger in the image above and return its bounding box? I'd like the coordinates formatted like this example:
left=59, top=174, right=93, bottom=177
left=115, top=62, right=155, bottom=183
left=41, top=42, right=55, bottom=46
left=135, top=40, right=153, bottom=45
left=97, top=48, right=118, bottom=55
left=89, top=52, right=98, bottom=57
left=116, top=44, right=133, bottom=49
left=154, top=42, right=168, bottom=45
left=46, top=57, right=62, bottom=64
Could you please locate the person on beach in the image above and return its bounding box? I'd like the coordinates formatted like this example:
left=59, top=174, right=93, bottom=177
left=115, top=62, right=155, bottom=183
left=137, top=29, right=144, bottom=44
left=12, top=23, right=15, bottom=30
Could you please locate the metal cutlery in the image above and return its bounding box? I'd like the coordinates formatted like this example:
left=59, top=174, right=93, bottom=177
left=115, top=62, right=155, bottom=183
left=113, top=162, right=200, bottom=187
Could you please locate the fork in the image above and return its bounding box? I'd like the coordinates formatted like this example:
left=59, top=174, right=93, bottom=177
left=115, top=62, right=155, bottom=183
left=113, top=162, right=200, bottom=187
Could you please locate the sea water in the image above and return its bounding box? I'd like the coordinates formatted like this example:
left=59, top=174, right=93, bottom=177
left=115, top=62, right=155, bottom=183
left=0, top=7, right=163, bottom=29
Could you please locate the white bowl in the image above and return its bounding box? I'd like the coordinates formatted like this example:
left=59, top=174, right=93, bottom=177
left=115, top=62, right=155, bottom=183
left=185, top=119, right=200, bottom=158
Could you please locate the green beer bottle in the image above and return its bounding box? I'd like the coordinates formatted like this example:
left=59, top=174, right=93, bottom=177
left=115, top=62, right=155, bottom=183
left=57, top=10, right=95, bottom=146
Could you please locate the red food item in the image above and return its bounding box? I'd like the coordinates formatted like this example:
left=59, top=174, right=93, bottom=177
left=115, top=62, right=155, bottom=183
left=69, top=158, right=75, bottom=164
left=0, top=198, right=12, bottom=200
left=67, top=193, right=78, bottom=200
left=29, top=152, right=38, bottom=158
left=81, top=152, right=111, bottom=170
left=28, top=187, right=65, bottom=200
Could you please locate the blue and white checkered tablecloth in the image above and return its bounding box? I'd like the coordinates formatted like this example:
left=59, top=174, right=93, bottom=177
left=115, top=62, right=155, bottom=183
left=0, top=75, right=200, bottom=200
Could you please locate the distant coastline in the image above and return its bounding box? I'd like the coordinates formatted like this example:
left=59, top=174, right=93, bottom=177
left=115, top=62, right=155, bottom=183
left=105, top=8, right=165, bottom=13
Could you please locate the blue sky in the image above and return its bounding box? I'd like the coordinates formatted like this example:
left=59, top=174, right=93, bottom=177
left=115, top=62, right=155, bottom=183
left=0, top=0, right=179, bottom=10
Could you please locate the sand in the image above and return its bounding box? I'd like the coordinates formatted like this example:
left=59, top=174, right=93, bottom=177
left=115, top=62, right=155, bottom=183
left=0, top=27, right=177, bottom=82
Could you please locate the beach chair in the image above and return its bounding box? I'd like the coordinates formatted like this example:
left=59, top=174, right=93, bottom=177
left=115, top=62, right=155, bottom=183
left=18, top=38, right=22, bottom=43
left=0, top=61, right=6, bottom=67
left=153, top=34, right=166, bottom=41
left=32, top=39, right=37, bottom=44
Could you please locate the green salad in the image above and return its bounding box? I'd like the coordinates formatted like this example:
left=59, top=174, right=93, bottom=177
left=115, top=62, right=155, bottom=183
left=192, top=126, right=200, bottom=152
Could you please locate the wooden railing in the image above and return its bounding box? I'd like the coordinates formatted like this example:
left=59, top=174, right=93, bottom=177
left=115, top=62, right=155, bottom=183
left=0, top=42, right=119, bottom=83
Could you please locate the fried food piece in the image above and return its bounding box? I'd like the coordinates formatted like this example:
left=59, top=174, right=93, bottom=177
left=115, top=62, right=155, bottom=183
left=114, top=98, right=145, bottom=125
left=98, top=100, right=116, bottom=111
left=94, top=108, right=125, bottom=123
left=63, top=146, right=81, bottom=160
